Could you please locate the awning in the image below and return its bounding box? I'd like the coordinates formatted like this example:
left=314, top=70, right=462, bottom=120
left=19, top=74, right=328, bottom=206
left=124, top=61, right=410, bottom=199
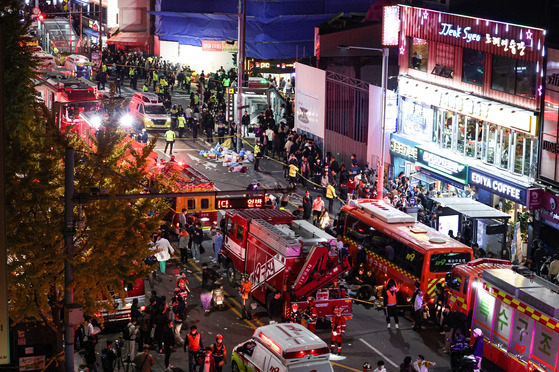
left=106, top=32, right=150, bottom=47
left=83, top=28, right=99, bottom=38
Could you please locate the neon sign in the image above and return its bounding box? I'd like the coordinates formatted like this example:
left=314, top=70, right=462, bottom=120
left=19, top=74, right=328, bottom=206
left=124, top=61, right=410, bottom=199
left=216, top=197, right=264, bottom=209
left=439, top=23, right=481, bottom=43
left=485, top=35, right=526, bottom=56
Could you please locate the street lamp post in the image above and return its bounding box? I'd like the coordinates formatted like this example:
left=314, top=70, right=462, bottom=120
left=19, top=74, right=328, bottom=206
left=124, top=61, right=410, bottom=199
left=337, top=45, right=389, bottom=200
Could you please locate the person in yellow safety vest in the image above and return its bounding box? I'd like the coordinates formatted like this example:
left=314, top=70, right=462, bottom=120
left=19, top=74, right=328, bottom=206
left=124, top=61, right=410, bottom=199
left=170, top=105, right=178, bottom=129
left=164, top=128, right=176, bottom=154
left=185, top=75, right=191, bottom=93
left=222, top=77, right=230, bottom=87
left=239, top=274, right=253, bottom=319
left=326, top=182, right=337, bottom=214
left=142, top=83, right=149, bottom=92
left=102, top=64, right=107, bottom=73
left=254, top=142, right=262, bottom=171
left=194, top=95, right=200, bottom=105
left=153, top=70, right=159, bottom=90
left=178, top=116, right=186, bottom=138
left=288, top=162, right=299, bottom=188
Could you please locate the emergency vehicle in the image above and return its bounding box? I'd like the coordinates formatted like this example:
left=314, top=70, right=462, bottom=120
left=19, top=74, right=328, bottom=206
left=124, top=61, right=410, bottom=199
left=339, top=199, right=473, bottom=304
left=63, top=54, right=93, bottom=80
left=452, top=268, right=559, bottom=372
left=149, top=160, right=217, bottom=229
left=221, top=209, right=352, bottom=320
left=231, top=323, right=333, bottom=372
left=35, top=71, right=101, bottom=144
left=99, top=278, right=146, bottom=324
left=129, top=92, right=171, bottom=131
left=445, top=258, right=512, bottom=316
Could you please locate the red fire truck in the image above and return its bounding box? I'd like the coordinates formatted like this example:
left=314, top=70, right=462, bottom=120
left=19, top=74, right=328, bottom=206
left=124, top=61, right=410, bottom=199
left=221, top=209, right=353, bottom=320
left=35, top=70, right=101, bottom=145
left=100, top=277, right=146, bottom=324
left=446, top=260, right=559, bottom=371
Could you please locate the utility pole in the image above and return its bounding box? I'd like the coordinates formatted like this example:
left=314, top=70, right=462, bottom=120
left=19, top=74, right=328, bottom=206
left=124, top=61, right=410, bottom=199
left=236, top=0, right=246, bottom=153
left=98, top=2, right=102, bottom=66
left=63, top=148, right=75, bottom=372
left=0, top=23, right=11, bottom=366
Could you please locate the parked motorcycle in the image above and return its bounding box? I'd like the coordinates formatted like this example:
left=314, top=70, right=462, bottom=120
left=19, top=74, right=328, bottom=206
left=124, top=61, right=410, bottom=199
left=211, top=279, right=225, bottom=311
left=450, top=336, right=480, bottom=372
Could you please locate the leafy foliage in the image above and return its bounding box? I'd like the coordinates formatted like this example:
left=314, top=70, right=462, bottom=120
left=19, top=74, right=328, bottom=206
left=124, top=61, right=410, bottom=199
left=2, top=1, right=167, bottom=331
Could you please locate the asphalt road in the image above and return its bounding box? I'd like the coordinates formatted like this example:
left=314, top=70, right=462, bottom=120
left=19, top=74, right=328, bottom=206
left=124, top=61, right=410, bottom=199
left=81, top=80, right=503, bottom=372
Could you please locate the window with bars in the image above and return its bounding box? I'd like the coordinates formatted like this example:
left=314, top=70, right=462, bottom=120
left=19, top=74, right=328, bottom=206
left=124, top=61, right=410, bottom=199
left=325, top=79, right=369, bottom=143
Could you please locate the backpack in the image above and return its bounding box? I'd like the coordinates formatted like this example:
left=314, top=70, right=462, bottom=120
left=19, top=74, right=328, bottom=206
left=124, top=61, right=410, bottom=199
left=122, top=324, right=131, bottom=340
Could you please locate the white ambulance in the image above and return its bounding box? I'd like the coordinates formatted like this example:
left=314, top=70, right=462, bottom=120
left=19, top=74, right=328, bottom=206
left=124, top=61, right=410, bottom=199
left=231, top=323, right=333, bottom=372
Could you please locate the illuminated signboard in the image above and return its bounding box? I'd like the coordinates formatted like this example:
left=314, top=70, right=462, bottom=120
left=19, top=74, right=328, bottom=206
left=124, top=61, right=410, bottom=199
left=416, top=148, right=468, bottom=185
left=216, top=197, right=264, bottom=210
left=382, top=6, right=400, bottom=46
left=400, top=6, right=544, bottom=60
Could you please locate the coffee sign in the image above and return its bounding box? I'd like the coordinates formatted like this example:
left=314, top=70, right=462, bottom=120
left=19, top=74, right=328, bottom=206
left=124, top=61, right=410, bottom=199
left=469, top=168, right=528, bottom=205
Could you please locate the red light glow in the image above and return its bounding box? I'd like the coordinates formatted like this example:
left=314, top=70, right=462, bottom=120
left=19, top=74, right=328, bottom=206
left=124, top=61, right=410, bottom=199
left=259, top=333, right=281, bottom=354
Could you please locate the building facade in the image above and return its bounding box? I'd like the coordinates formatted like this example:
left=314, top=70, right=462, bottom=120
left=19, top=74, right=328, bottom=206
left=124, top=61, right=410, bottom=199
left=392, top=6, right=544, bottom=212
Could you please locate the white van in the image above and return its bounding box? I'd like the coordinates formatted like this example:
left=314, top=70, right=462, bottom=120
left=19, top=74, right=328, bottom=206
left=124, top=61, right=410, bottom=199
left=64, top=54, right=92, bottom=79
left=128, top=92, right=171, bottom=131
left=231, top=324, right=333, bottom=372
left=34, top=52, right=57, bottom=72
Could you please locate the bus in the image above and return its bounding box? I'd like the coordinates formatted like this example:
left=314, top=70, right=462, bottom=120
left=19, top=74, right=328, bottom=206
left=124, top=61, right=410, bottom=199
left=339, top=199, right=473, bottom=305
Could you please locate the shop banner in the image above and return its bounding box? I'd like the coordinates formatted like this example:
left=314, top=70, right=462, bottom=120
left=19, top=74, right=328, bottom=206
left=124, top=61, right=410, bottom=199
left=294, top=63, right=326, bottom=140
left=416, top=148, right=468, bottom=185
left=540, top=190, right=559, bottom=229
left=468, top=168, right=529, bottom=205
left=527, top=188, right=543, bottom=210
left=390, top=134, right=420, bottom=161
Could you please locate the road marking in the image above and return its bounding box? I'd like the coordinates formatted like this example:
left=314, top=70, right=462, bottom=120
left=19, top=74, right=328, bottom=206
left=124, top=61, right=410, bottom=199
left=330, top=362, right=359, bottom=372
left=359, top=338, right=398, bottom=368
left=187, top=153, right=202, bottom=162
left=189, top=261, right=257, bottom=329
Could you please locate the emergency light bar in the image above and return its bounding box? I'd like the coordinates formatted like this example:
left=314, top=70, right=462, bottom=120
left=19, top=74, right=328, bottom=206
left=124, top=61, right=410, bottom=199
left=283, top=347, right=330, bottom=359
left=258, top=333, right=281, bottom=354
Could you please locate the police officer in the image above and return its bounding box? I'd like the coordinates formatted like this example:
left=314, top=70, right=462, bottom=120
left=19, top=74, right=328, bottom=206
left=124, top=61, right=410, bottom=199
left=178, top=115, right=187, bottom=138
left=326, top=182, right=337, bottom=214
left=170, top=104, right=179, bottom=129
left=164, top=128, right=176, bottom=154
left=254, top=142, right=262, bottom=172
left=184, top=325, right=203, bottom=372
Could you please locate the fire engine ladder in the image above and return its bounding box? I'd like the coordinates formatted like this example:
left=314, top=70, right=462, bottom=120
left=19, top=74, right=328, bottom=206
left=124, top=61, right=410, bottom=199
left=291, top=245, right=351, bottom=299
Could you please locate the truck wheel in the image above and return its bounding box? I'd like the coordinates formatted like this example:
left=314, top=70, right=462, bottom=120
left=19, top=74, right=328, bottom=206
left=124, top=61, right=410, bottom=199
left=227, top=263, right=236, bottom=287
left=232, top=362, right=240, bottom=372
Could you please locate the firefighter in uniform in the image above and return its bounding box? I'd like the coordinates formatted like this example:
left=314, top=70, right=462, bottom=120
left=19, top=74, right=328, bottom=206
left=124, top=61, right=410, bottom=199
left=178, top=115, right=187, bottom=138
left=288, top=303, right=301, bottom=324
left=170, top=104, right=179, bottom=129
left=303, top=296, right=318, bottom=333
left=240, top=275, right=253, bottom=319
left=210, top=334, right=226, bottom=372
left=164, top=128, right=176, bottom=154
left=330, top=306, right=346, bottom=355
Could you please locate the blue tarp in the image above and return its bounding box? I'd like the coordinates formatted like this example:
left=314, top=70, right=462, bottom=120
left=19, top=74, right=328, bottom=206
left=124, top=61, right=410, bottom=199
left=152, top=0, right=374, bottom=59
left=83, top=27, right=99, bottom=38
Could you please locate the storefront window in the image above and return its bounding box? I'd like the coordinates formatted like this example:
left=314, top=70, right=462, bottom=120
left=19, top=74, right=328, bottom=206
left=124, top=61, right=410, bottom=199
left=441, top=111, right=454, bottom=150
left=456, top=115, right=466, bottom=154
left=462, top=49, right=485, bottom=86
left=513, top=133, right=537, bottom=177
left=409, top=38, right=428, bottom=72
left=465, top=118, right=477, bottom=158
left=516, top=60, right=538, bottom=99
left=499, top=128, right=511, bottom=170
left=486, top=124, right=497, bottom=165
left=491, top=55, right=537, bottom=99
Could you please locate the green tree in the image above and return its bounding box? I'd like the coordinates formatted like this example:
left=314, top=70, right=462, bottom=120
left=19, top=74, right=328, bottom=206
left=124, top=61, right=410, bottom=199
left=2, top=0, right=167, bottom=364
